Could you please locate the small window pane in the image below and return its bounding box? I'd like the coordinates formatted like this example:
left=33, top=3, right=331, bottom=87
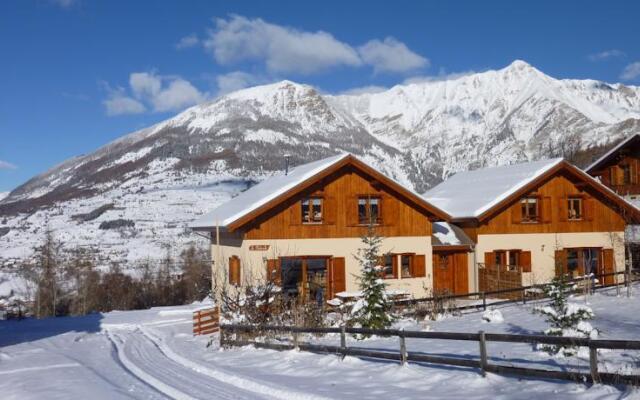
left=568, top=198, right=582, bottom=220
left=401, top=255, right=412, bottom=278
left=521, top=198, right=538, bottom=222
left=567, top=250, right=579, bottom=275
left=370, top=198, right=380, bottom=223
left=358, top=198, right=368, bottom=224
left=311, top=198, right=322, bottom=222
left=508, top=250, right=520, bottom=267
left=383, top=254, right=394, bottom=278
left=301, top=199, right=310, bottom=222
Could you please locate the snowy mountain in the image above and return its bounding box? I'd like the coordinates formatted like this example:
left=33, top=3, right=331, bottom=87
left=1, top=60, right=639, bottom=267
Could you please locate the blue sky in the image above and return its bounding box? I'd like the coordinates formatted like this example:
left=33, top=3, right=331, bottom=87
left=1, top=0, right=639, bottom=192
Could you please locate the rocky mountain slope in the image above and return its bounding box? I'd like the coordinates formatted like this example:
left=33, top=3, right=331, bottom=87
left=1, top=60, right=639, bottom=269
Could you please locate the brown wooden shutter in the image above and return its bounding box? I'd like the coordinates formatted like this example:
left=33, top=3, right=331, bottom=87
left=484, top=252, right=494, bottom=267
left=266, top=259, right=281, bottom=285
left=412, top=254, right=426, bottom=277
left=324, top=196, right=336, bottom=225
left=347, top=196, right=359, bottom=226
left=289, top=200, right=302, bottom=226
left=330, top=257, right=346, bottom=296
left=380, top=194, right=397, bottom=226
left=554, top=250, right=566, bottom=277
left=541, top=196, right=552, bottom=223
left=511, top=202, right=521, bottom=224
left=229, top=256, right=241, bottom=285
left=632, top=159, right=639, bottom=184
left=559, top=196, right=568, bottom=222
left=583, top=197, right=595, bottom=221
left=392, top=255, right=398, bottom=279
left=520, top=251, right=532, bottom=273
left=602, top=248, right=615, bottom=285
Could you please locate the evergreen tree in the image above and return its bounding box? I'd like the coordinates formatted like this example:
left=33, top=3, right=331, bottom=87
left=534, top=276, right=596, bottom=356
left=352, top=224, right=394, bottom=334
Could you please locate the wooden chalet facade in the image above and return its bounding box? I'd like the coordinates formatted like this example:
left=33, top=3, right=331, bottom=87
left=586, top=134, right=640, bottom=199
left=424, top=159, right=640, bottom=291
left=191, top=154, right=451, bottom=301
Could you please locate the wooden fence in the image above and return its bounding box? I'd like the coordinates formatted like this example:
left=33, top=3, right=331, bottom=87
left=395, top=270, right=638, bottom=312
left=193, top=307, right=220, bottom=336
left=220, top=324, right=640, bottom=386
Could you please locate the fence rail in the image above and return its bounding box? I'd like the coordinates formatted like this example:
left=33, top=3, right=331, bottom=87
left=220, top=323, right=640, bottom=386
left=193, top=307, right=220, bottom=336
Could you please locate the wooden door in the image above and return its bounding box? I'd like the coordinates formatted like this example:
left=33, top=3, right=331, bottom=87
left=453, top=252, right=468, bottom=295
left=433, top=252, right=467, bottom=295
left=601, top=249, right=615, bottom=285
left=327, top=257, right=346, bottom=299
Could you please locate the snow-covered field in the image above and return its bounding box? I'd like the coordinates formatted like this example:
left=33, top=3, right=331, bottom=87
left=1, top=286, right=640, bottom=399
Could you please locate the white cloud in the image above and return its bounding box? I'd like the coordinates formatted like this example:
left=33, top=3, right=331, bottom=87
left=358, top=37, right=429, bottom=73
left=204, top=15, right=362, bottom=75
left=176, top=34, right=199, bottom=50
left=403, top=69, right=477, bottom=85
left=103, top=72, right=207, bottom=116
left=620, top=62, right=640, bottom=81
left=216, top=71, right=265, bottom=95
left=0, top=160, right=17, bottom=170
left=588, top=49, right=625, bottom=62
left=103, top=87, right=146, bottom=116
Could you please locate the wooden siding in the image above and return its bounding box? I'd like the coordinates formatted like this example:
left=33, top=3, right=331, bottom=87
left=591, top=155, right=640, bottom=196
left=243, top=166, right=433, bottom=239
left=476, top=173, right=626, bottom=235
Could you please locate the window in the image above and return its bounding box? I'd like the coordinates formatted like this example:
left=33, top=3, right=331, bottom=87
left=494, top=250, right=506, bottom=267
left=566, top=249, right=579, bottom=276
left=381, top=254, right=395, bottom=279
left=520, top=197, right=539, bottom=223
left=301, top=197, right=322, bottom=223
left=229, top=256, right=241, bottom=286
left=401, top=254, right=413, bottom=278
left=508, top=250, right=520, bottom=267
left=622, top=164, right=632, bottom=185
left=358, top=196, right=381, bottom=225
left=567, top=197, right=582, bottom=220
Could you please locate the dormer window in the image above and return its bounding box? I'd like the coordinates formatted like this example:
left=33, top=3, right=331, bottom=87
left=568, top=197, right=583, bottom=220
left=301, top=198, right=323, bottom=224
left=520, top=197, right=539, bottom=223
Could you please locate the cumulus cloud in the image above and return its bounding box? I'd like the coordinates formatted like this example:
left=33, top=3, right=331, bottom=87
left=358, top=37, right=429, bottom=73
left=176, top=34, right=199, bottom=49
left=216, top=71, right=265, bottom=95
left=588, top=49, right=625, bottom=62
left=204, top=15, right=362, bottom=75
left=620, top=62, right=640, bottom=81
left=103, top=72, right=206, bottom=116
left=0, top=160, right=17, bottom=170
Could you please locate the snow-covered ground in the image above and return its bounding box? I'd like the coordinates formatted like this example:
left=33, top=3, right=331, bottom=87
left=1, top=286, right=640, bottom=399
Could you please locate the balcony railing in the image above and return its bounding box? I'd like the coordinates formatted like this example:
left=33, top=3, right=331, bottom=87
left=607, top=184, right=640, bottom=196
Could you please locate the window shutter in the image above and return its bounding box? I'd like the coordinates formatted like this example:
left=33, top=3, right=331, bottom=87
left=541, top=196, right=552, bottom=223
left=413, top=254, right=426, bottom=277
left=520, top=251, right=532, bottom=273
left=559, top=196, right=568, bottom=222
left=347, top=196, right=359, bottom=226
left=329, top=257, right=346, bottom=297
left=484, top=252, right=494, bottom=267
left=392, top=255, right=398, bottom=279
left=554, top=250, right=566, bottom=277
left=583, top=197, right=595, bottom=221
left=289, top=200, right=302, bottom=226
left=229, top=256, right=241, bottom=285
left=511, top=203, right=521, bottom=224
left=381, top=194, right=397, bottom=226
left=601, top=249, right=615, bottom=285
left=266, top=259, right=281, bottom=285
left=324, top=196, right=336, bottom=225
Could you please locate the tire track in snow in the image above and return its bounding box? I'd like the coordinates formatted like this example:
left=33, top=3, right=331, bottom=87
left=108, top=330, right=267, bottom=400
left=140, top=327, right=332, bottom=400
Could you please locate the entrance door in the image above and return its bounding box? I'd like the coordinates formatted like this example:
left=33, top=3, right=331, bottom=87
left=280, top=256, right=330, bottom=304
left=433, top=252, right=468, bottom=295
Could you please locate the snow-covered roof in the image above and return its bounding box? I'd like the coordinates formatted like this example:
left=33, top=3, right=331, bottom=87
left=432, top=222, right=473, bottom=247
left=191, top=154, right=349, bottom=230
left=585, top=134, right=640, bottom=173
left=423, top=158, right=564, bottom=219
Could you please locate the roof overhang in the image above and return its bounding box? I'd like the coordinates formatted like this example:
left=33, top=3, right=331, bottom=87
left=585, top=134, right=640, bottom=174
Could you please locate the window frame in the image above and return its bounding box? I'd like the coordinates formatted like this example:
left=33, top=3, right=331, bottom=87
left=357, top=195, right=382, bottom=225
left=567, top=196, right=583, bottom=221
left=520, top=197, right=539, bottom=223
left=400, top=254, right=414, bottom=278
left=301, top=197, right=323, bottom=224
left=380, top=253, right=396, bottom=279
left=622, top=164, right=632, bottom=185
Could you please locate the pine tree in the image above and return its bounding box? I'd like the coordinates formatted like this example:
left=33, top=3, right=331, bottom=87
left=534, top=276, right=596, bottom=356
left=352, top=224, right=394, bottom=334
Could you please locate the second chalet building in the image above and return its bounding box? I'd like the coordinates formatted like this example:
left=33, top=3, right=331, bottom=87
left=192, top=153, right=640, bottom=301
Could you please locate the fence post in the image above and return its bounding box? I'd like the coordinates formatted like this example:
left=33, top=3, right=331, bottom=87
left=399, top=330, right=407, bottom=366
left=219, top=325, right=225, bottom=348
left=478, top=330, right=488, bottom=377
left=293, top=329, right=299, bottom=351
left=522, top=287, right=526, bottom=304
left=589, top=344, right=600, bottom=384
left=340, top=326, right=347, bottom=359
left=482, top=292, right=487, bottom=311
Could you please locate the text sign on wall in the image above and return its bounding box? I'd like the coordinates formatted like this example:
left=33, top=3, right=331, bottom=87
left=249, top=244, right=270, bottom=251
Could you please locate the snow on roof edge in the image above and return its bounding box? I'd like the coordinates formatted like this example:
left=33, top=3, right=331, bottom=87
left=585, top=134, right=640, bottom=172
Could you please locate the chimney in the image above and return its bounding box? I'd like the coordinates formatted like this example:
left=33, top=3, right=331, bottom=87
left=284, top=154, right=291, bottom=175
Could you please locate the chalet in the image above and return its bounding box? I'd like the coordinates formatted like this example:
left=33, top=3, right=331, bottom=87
left=586, top=134, right=640, bottom=201
left=424, top=158, right=640, bottom=292
left=191, top=154, right=452, bottom=301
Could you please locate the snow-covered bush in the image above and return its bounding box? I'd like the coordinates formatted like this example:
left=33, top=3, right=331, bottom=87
left=534, top=276, right=597, bottom=356
left=482, top=308, right=504, bottom=324
left=351, top=224, right=394, bottom=335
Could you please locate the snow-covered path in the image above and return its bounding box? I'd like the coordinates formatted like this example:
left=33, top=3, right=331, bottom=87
left=2, top=286, right=640, bottom=399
